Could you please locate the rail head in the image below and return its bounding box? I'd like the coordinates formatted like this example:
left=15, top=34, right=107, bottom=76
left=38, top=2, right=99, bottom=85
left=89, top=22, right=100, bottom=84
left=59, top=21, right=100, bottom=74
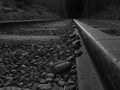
left=74, top=19, right=120, bottom=90
left=0, top=18, right=66, bottom=25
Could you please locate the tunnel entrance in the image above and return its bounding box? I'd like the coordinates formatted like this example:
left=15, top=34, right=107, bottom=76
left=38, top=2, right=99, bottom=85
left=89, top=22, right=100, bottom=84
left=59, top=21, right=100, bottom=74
left=66, top=0, right=85, bottom=18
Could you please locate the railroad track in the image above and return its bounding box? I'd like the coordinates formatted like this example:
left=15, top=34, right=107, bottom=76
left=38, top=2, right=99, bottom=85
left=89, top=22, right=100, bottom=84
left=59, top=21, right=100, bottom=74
left=0, top=19, right=120, bottom=90
left=0, top=19, right=81, bottom=90
left=74, top=19, right=120, bottom=90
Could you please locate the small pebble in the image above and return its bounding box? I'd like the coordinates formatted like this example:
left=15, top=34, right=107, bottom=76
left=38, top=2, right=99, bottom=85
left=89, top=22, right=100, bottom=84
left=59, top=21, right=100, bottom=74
left=18, top=82, right=24, bottom=86
left=52, top=83, right=59, bottom=90
left=69, top=34, right=76, bottom=38
left=75, top=50, right=83, bottom=57
left=41, top=72, right=47, bottom=77
left=21, top=64, right=27, bottom=68
left=71, top=75, right=77, bottom=81
left=68, top=79, right=74, bottom=85
left=72, top=40, right=81, bottom=50
left=67, top=85, right=76, bottom=90
left=3, top=87, right=22, bottom=90
left=6, top=76, right=13, bottom=80
left=38, top=84, right=52, bottom=90
left=32, top=83, right=39, bottom=90
left=0, top=79, right=4, bottom=86
left=72, top=65, right=76, bottom=69
left=58, top=87, right=64, bottom=90
left=46, top=73, right=54, bottom=78
left=56, top=45, right=61, bottom=49
left=0, top=58, right=2, bottom=61
left=45, top=78, right=53, bottom=82
left=65, top=50, right=71, bottom=53
left=58, top=80, right=65, bottom=86
left=54, top=78, right=60, bottom=83
left=11, top=69, right=16, bottom=72
left=39, top=79, right=46, bottom=84
left=71, top=69, right=77, bottom=74
left=21, top=70, right=25, bottom=74
left=63, top=75, right=69, bottom=81
left=45, top=67, right=54, bottom=73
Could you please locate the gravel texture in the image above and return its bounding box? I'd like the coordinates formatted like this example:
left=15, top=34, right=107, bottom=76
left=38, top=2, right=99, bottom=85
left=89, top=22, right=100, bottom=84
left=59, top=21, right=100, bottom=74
left=0, top=20, right=82, bottom=90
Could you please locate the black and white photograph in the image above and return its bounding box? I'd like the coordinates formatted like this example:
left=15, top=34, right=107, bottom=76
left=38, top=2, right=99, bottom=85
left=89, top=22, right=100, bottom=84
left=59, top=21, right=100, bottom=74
left=0, top=0, right=119, bottom=90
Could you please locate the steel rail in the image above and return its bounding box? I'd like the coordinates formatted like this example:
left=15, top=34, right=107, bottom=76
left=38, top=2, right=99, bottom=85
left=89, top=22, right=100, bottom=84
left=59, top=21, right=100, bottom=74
left=74, top=19, right=120, bottom=90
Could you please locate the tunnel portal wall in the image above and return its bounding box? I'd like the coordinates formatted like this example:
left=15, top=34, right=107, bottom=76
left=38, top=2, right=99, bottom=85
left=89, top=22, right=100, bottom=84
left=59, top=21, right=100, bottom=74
left=41, top=0, right=114, bottom=18
left=41, top=0, right=67, bottom=17
left=84, top=0, right=114, bottom=17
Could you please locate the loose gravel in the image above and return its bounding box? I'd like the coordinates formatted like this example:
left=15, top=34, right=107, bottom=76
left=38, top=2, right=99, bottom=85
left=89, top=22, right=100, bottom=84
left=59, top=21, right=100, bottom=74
left=0, top=20, right=82, bottom=90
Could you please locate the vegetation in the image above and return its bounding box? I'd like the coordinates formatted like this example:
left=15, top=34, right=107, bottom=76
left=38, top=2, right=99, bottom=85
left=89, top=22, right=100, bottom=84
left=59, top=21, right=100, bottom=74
left=88, top=0, right=120, bottom=20
left=0, top=0, right=61, bottom=21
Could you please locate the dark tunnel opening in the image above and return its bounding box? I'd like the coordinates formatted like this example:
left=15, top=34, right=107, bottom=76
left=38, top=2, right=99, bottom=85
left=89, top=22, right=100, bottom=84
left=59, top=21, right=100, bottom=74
left=66, top=0, right=85, bottom=18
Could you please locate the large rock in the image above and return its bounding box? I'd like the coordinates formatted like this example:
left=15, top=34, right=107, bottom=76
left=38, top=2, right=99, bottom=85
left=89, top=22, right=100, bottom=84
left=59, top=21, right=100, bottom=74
left=53, top=62, right=72, bottom=74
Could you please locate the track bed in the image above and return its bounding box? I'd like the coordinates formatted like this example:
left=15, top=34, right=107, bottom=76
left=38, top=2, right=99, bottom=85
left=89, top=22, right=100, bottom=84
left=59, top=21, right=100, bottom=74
left=0, top=20, right=82, bottom=90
